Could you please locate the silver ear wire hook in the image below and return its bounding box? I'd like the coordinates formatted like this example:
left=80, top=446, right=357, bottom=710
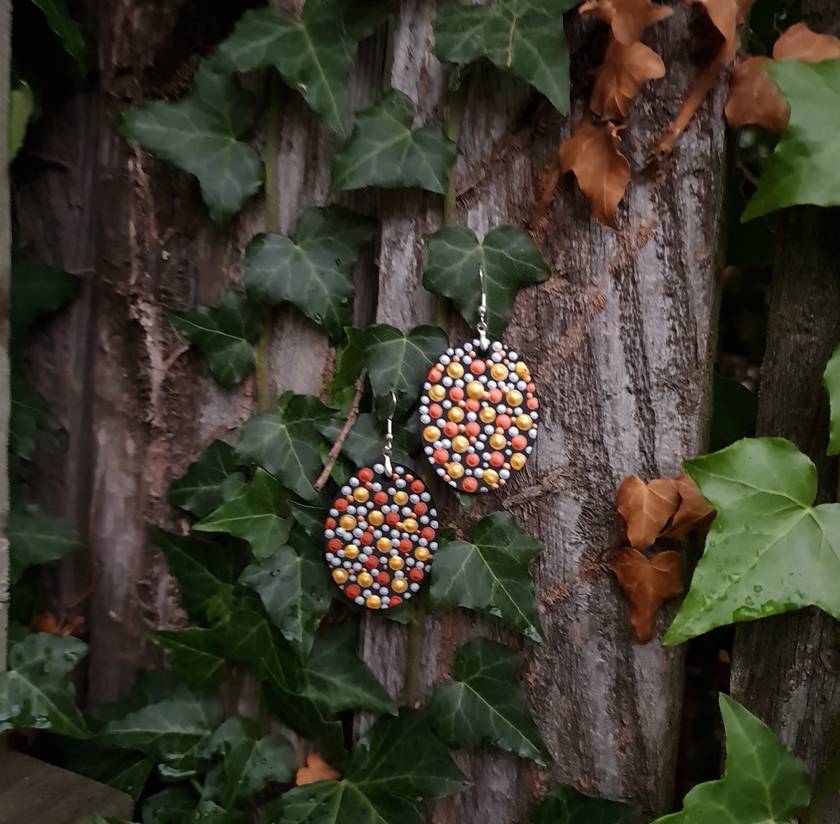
left=383, top=390, right=396, bottom=475
left=477, top=263, right=490, bottom=351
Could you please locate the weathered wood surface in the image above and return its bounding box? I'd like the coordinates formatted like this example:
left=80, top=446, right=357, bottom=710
left=0, top=750, right=132, bottom=823
left=14, top=1, right=726, bottom=821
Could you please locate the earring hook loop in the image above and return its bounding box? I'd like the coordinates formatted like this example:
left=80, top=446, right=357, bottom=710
left=383, top=390, right=396, bottom=475
left=477, top=263, right=490, bottom=351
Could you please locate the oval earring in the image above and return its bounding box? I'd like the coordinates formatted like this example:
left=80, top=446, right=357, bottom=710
left=418, top=266, right=539, bottom=493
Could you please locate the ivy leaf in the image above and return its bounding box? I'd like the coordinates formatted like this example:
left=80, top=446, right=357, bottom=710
left=31, top=0, right=87, bottom=73
left=434, top=0, right=577, bottom=114
left=9, top=505, right=80, bottom=584
left=244, top=207, right=375, bottom=340
left=10, top=374, right=56, bottom=461
left=423, top=226, right=549, bottom=340
left=169, top=440, right=245, bottom=518
left=533, top=783, right=642, bottom=824
left=363, top=324, right=449, bottom=415
left=289, top=500, right=327, bottom=538
left=11, top=257, right=80, bottom=344
left=319, top=412, right=412, bottom=468
left=150, top=528, right=236, bottom=623
left=332, top=90, right=457, bottom=194
left=744, top=60, right=840, bottom=221
left=824, top=341, right=840, bottom=456
left=150, top=626, right=227, bottom=691
left=303, top=624, right=396, bottom=717
left=239, top=539, right=331, bottom=657
left=169, top=291, right=261, bottom=389
left=0, top=632, right=89, bottom=738
left=63, top=742, right=153, bottom=802
left=121, top=60, right=262, bottom=223
left=9, top=80, right=35, bottom=160
left=430, top=637, right=548, bottom=764
left=142, top=786, right=199, bottom=824
left=652, top=694, right=810, bottom=824
left=431, top=512, right=543, bottom=642
left=236, top=394, right=333, bottom=502
left=665, top=437, right=840, bottom=645
left=195, top=468, right=292, bottom=560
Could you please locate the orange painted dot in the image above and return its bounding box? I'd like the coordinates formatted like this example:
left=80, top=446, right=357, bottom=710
left=443, top=421, right=459, bottom=438
left=466, top=453, right=480, bottom=467
left=428, top=368, right=442, bottom=382
left=421, top=526, right=436, bottom=540
left=328, top=538, right=341, bottom=552
left=433, top=448, right=449, bottom=464
left=410, top=568, right=425, bottom=582
left=365, top=555, right=380, bottom=569
left=489, top=388, right=503, bottom=404
left=358, top=467, right=374, bottom=483
left=497, top=414, right=512, bottom=429
left=470, top=360, right=485, bottom=375
left=411, top=480, right=425, bottom=493
left=490, top=452, right=504, bottom=467
left=450, top=386, right=464, bottom=401
left=360, top=532, right=373, bottom=545
left=512, top=435, right=527, bottom=451
left=335, top=499, right=348, bottom=511
left=527, top=397, right=539, bottom=410
left=466, top=399, right=480, bottom=412
left=374, top=491, right=388, bottom=505
left=377, top=571, right=391, bottom=585
left=527, top=383, right=536, bottom=392
left=462, top=477, right=478, bottom=492
left=415, top=502, right=428, bottom=516
left=386, top=512, right=400, bottom=526
left=399, top=539, right=412, bottom=553
left=465, top=421, right=481, bottom=437
left=345, top=584, right=360, bottom=599
left=429, top=403, right=443, bottom=419
left=325, top=517, right=336, bottom=529
left=389, top=596, right=402, bottom=607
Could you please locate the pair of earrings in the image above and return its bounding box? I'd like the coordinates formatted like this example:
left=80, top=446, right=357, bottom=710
left=323, top=267, right=540, bottom=610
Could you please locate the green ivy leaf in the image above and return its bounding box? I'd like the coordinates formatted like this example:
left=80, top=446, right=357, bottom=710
left=142, top=786, right=198, bottom=824
left=150, top=528, right=237, bottom=623
left=63, top=741, right=153, bottom=802
left=239, top=540, right=331, bottom=658
left=363, top=324, right=449, bottom=415
left=169, top=440, right=245, bottom=518
left=824, top=342, right=840, bottom=456
left=651, top=694, right=810, bottom=824
left=744, top=60, right=840, bottom=221
left=9, top=80, right=35, bottom=161
left=10, top=373, right=55, bottom=461
left=332, top=90, right=457, bottom=194
left=150, top=626, right=227, bottom=691
left=121, top=60, right=262, bottom=223
left=0, top=632, right=89, bottom=738
left=31, top=0, right=87, bottom=73
left=423, top=226, right=550, bottom=339
left=9, top=504, right=80, bottom=584
left=533, top=783, right=642, bottom=824
left=245, top=206, right=376, bottom=340
left=194, top=468, right=292, bottom=560
left=272, top=710, right=464, bottom=824
left=431, top=512, right=543, bottom=642
left=434, top=0, right=576, bottom=114
left=236, top=394, right=333, bottom=502
left=430, top=637, right=548, bottom=764
left=11, top=257, right=80, bottom=345
left=665, top=437, right=840, bottom=645
left=319, top=412, right=412, bottom=468
left=169, top=291, right=261, bottom=389
left=289, top=500, right=327, bottom=538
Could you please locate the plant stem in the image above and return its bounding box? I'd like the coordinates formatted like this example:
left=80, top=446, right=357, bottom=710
left=402, top=589, right=428, bottom=708
left=314, top=369, right=367, bottom=491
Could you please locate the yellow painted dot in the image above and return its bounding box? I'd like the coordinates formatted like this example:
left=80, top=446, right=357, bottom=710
left=415, top=547, right=430, bottom=562
left=515, top=361, right=531, bottom=380
left=357, top=571, right=373, bottom=587
left=482, top=469, right=500, bottom=486
left=353, top=487, right=369, bottom=503
left=447, top=462, right=464, bottom=479
left=423, top=425, right=441, bottom=443
left=392, top=578, right=408, bottom=593
left=368, top=511, right=384, bottom=527
left=506, top=390, right=523, bottom=407
left=332, top=569, right=349, bottom=585
left=394, top=490, right=409, bottom=506
left=343, top=544, right=359, bottom=560
left=479, top=406, right=497, bottom=424
left=467, top=381, right=485, bottom=400
left=429, top=385, right=446, bottom=402
left=388, top=556, right=405, bottom=570
left=447, top=362, right=464, bottom=379
left=448, top=406, right=464, bottom=423
left=366, top=595, right=382, bottom=609
left=339, top=514, right=356, bottom=531
left=403, top=518, right=418, bottom=534
left=452, top=435, right=469, bottom=453
left=516, top=414, right=533, bottom=430
left=490, top=363, right=509, bottom=381
left=489, top=433, right=506, bottom=450
left=377, top=537, right=392, bottom=553
left=510, top=453, right=527, bottom=470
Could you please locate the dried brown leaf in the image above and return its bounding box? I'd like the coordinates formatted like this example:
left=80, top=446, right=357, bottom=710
left=661, top=473, right=716, bottom=539
left=773, top=21, right=840, bottom=62
left=592, top=39, right=666, bottom=119
left=579, top=0, right=673, bottom=45
left=30, top=612, right=85, bottom=636
left=295, top=752, right=342, bottom=786
left=616, top=475, right=680, bottom=550
left=558, top=116, right=631, bottom=227
left=725, top=56, right=789, bottom=132
left=611, top=547, right=684, bottom=643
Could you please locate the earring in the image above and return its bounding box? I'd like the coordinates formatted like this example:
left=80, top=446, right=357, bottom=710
left=419, top=265, right=539, bottom=493
left=323, top=393, right=440, bottom=610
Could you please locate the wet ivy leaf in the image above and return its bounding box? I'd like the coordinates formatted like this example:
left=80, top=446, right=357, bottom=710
left=744, top=60, right=840, bottom=221
left=272, top=709, right=464, bottom=824
left=434, top=0, right=576, bottom=114
left=169, top=440, right=245, bottom=518
left=430, top=637, right=548, bottom=764
left=142, top=786, right=198, bottom=824
left=363, top=324, right=449, bottom=415
left=533, top=783, right=641, bottom=823
left=423, top=226, right=549, bottom=340
left=0, top=632, right=89, bottom=738
left=9, top=80, right=35, bottom=160
left=150, top=528, right=237, bottom=623
left=9, top=505, right=80, bottom=584
left=63, top=742, right=153, bottom=802
left=665, top=437, right=840, bottom=645
left=121, top=61, right=262, bottom=223
left=431, top=512, right=543, bottom=642
left=239, top=540, right=331, bottom=657
left=289, top=500, right=327, bottom=538
left=328, top=327, right=367, bottom=408
left=169, top=291, right=261, bottom=389
left=31, top=0, right=87, bottom=73
left=652, top=694, right=810, bottom=824
left=150, top=626, right=227, bottom=691
left=195, top=468, right=292, bottom=560
left=332, top=90, right=457, bottom=194
left=824, top=342, right=840, bottom=456
left=10, top=374, right=55, bottom=461
left=245, top=207, right=375, bottom=340
left=319, top=412, right=412, bottom=468
left=236, top=394, right=333, bottom=502
left=11, top=257, right=80, bottom=345
left=303, top=624, right=396, bottom=717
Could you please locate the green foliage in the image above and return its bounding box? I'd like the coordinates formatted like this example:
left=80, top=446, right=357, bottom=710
left=666, top=438, right=840, bottom=644
left=30, top=0, right=87, bottom=73
left=10, top=374, right=54, bottom=460
left=652, top=694, right=810, bottom=823
left=824, top=341, right=840, bottom=456
left=533, top=783, right=642, bottom=824
left=0, top=632, right=89, bottom=738
left=431, top=512, right=543, bottom=641
left=423, top=225, right=549, bottom=339
left=244, top=206, right=375, bottom=340
left=319, top=412, right=412, bottom=468
left=11, top=257, right=80, bottom=345
left=430, top=637, right=548, bottom=764
left=150, top=626, right=228, bottom=691
left=9, top=80, right=35, bottom=161
left=332, top=90, right=457, bottom=194
left=434, top=0, right=577, bottom=114
left=9, top=504, right=80, bottom=583
left=169, top=291, right=261, bottom=389
left=169, top=440, right=245, bottom=518
left=744, top=60, right=840, bottom=221
left=64, top=741, right=154, bottom=801
left=121, top=60, right=262, bottom=223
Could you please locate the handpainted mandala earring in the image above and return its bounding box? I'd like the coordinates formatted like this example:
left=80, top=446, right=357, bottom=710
left=419, top=266, right=539, bottom=493
left=323, top=393, right=439, bottom=610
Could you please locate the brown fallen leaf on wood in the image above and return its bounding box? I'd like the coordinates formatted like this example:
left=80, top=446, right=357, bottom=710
left=616, top=475, right=680, bottom=550
left=694, top=0, right=753, bottom=61
left=661, top=473, right=715, bottom=539
left=579, top=0, right=672, bottom=45
left=592, top=39, right=666, bottom=120
left=773, top=21, right=840, bottom=61
left=30, top=612, right=85, bottom=636
left=612, top=548, right=684, bottom=642
left=558, top=116, right=631, bottom=227
left=295, top=752, right=342, bottom=786
left=724, top=56, right=789, bottom=133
